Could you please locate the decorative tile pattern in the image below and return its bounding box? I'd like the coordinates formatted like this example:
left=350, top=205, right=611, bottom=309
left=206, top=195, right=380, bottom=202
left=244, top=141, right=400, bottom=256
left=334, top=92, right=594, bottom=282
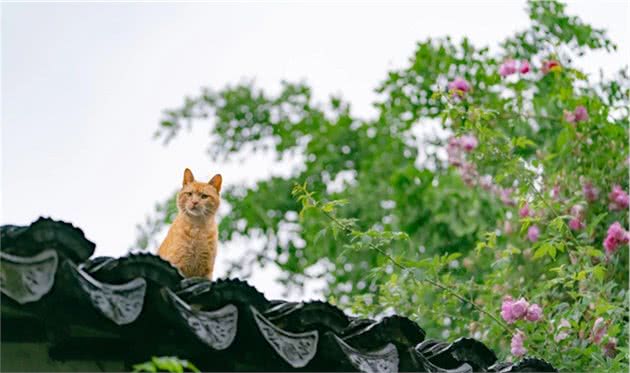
left=251, top=306, right=318, bottom=368
left=71, top=264, right=146, bottom=325
left=165, top=288, right=237, bottom=350
left=334, top=334, right=399, bottom=373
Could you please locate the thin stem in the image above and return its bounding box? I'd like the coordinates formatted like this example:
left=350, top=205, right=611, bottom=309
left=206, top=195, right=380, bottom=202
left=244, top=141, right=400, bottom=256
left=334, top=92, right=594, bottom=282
left=301, top=187, right=514, bottom=335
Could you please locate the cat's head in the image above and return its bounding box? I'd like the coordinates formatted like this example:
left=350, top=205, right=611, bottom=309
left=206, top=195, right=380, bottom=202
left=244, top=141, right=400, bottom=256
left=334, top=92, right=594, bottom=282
left=177, top=168, right=222, bottom=219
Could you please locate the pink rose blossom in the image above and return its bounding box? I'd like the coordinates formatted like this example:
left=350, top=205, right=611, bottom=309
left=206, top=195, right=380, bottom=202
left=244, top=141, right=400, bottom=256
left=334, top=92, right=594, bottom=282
left=582, top=181, right=599, bottom=203
left=499, top=59, right=518, bottom=77
left=511, top=298, right=530, bottom=319
left=501, top=296, right=517, bottom=324
left=448, top=77, right=471, bottom=97
left=590, top=317, right=607, bottom=344
left=519, top=60, right=531, bottom=74
left=511, top=330, right=527, bottom=357
left=519, top=204, right=531, bottom=218
left=527, top=225, right=540, bottom=242
left=460, top=134, right=478, bottom=152
left=603, top=235, right=618, bottom=254
left=525, top=303, right=543, bottom=322
left=574, top=106, right=589, bottom=122
left=608, top=222, right=629, bottom=242
left=608, top=185, right=629, bottom=211
left=542, top=60, right=561, bottom=74
left=569, top=218, right=585, bottom=231
left=603, top=221, right=630, bottom=256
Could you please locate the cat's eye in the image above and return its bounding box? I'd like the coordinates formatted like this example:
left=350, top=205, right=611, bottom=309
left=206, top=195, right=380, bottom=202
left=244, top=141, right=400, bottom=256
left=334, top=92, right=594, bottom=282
left=186, top=192, right=192, bottom=196
left=200, top=194, right=208, bottom=199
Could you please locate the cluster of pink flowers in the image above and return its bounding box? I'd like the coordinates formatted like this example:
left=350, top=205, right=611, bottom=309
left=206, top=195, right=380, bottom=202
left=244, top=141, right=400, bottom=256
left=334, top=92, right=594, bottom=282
left=447, top=77, right=471, bottom=97
left=511, top=330, right=527, bottom=357
left=582, top=181, right=600, bottom=203
left=501, top=296, right=543, bottom=324
left=564, top=106, right=589, bottom=123
left=608, top=185, right=629, bottom=211
left=568, top=204, right=585, bottom=231
left=541, top=60, right=561, bottom=74
left=499, top=59, right=531, bottom=77
left=603, top=222, right=629, bottom=256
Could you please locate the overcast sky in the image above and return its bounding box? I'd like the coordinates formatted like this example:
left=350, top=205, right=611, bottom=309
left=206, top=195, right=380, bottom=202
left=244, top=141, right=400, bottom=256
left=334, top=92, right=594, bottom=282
left=2, top=1, right=628, bottom=300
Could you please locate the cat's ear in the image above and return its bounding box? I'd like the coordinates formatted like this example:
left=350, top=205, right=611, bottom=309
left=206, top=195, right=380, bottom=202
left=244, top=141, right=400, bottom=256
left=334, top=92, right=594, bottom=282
left=209, top=174, right=222, bottom=192
left=183, top=168, right=195, bottom=186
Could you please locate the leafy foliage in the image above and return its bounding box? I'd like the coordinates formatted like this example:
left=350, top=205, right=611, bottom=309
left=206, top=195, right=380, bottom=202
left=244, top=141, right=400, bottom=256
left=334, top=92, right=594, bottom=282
left=136, top=1, right=628, bottom=370
left=133, top=356, right=200, bottom=373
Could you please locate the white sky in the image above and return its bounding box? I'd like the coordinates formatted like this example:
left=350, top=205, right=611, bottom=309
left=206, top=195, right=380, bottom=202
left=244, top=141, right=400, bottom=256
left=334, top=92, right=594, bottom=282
left=2, top=1, right=628, bottom=300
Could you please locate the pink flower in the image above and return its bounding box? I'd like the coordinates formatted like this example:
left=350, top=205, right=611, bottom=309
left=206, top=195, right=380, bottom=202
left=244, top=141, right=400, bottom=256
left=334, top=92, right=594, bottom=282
left=460, top=134, right=478, bottom=152
left=511, top=330, right=527, bottom=357
left=501, top=296, right=517, bottom=324
left=527, top=225, right=540, bottom=242
left=525, top=303, right=542, bottom=322
left=568, top=204, right=585, bottom=231
left=574, top=106, right=589, bottom=122
left=564, top=110, right=576, bottom=123
left=569, top=218, right=585, bottom=231
left=590, top=317, right=607, bottom=344
left=603, top=338, right=618, bottom=358
left=603, top=235, right=618, bottom=254
left=542, top=60, right=561, bottom=74
left=448, top=77, right=471, bottom=97
left=583, top=181, right=599, bottom=203
left=511, top=298, right=530, bottom=319
left=519, top=60, right=531, bottom=74
left=608, top=185, right=629, bottom=211
left=519, top=204, right=531, bottom=218
left=608, top=222, right=629, bottom=242
left=499, top=59, right=518, bottom=77
left=603, top=222, right=630, bottom=255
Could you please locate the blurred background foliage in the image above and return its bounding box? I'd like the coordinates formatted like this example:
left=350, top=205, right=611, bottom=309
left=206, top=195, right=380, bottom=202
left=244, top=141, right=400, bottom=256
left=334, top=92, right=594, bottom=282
left=135, top=1, right=628, bottom=370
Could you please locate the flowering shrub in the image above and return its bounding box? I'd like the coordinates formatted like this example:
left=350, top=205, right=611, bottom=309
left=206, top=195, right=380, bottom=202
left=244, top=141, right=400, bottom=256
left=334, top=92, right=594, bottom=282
left=143, top=1, right=627, bottom=371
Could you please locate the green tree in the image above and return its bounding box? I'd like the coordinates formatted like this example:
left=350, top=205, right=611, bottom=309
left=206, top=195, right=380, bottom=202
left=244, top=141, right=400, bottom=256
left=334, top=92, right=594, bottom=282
left=136, top=1, right=628, bottom=370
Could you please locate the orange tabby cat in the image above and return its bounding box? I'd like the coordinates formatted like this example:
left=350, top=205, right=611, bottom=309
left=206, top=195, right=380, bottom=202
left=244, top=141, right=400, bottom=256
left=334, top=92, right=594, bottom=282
left=158, top=168, right=222, bottom=279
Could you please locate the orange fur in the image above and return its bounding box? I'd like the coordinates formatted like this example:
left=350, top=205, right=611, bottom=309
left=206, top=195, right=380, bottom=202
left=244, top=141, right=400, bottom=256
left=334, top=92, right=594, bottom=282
left=158, top=168, right=222, bottom=279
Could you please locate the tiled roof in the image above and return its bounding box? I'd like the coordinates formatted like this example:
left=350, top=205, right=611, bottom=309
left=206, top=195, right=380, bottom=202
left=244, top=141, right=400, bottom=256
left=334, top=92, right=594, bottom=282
left=0, top=217, right=557, bottom=372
